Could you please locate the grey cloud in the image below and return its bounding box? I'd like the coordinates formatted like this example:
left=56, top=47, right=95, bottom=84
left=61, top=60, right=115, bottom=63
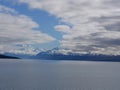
left=0, top=37, right=27, bottom=44
left=93, top=16, right=120, bottom=31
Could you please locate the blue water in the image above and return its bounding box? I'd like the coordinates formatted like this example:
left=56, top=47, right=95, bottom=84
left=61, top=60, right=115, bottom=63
left=0, top=59, right=120, bottom=90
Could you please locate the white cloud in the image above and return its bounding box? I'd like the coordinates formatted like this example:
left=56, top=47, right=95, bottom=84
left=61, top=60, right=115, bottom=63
left=0, top=5, right=16, bottom=13
left=0, top=5, right=55, bottom=54
left=54, top=25, right=71, bottom=33
left=17, top=0, right=120, bottom=55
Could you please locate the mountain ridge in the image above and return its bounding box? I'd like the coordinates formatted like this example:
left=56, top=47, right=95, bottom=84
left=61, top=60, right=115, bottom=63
left=33, top=48, right=120, bottom=61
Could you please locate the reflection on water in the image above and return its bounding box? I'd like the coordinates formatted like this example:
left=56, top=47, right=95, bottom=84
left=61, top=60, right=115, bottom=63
left=0, top=59, right=120, bottom=90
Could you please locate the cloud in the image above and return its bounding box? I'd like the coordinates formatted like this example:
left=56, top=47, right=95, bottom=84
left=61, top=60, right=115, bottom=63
left=17, top=0, right=120, bottom=55
left=54, top=25, right=71, bottom=33
left=0, top=5, right=55, bottom=54
left=0, top=44, right=40, bottom=55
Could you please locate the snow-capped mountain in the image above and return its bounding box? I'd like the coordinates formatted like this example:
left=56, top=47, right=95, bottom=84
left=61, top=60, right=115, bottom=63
left=38, top=47, right=89, bottom=55
left=34, top=47, right=120, bottom=61
left=40, top=47, right=71, bottom=55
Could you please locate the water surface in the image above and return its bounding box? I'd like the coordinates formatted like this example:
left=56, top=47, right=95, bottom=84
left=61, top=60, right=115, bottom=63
left=0, top=59, right=120, bottom=90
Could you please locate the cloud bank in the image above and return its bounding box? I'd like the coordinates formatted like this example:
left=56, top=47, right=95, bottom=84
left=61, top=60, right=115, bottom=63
left=17, top=0, right=120, bottom=55
left=0, top=5, right=55, bottom=54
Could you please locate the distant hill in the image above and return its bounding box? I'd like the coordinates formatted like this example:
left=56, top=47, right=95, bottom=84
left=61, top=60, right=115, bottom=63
left=33, top=48, right=120, bottom=62
left=4, top=52, right=32, bottom=59
left=0, top=54, right=19, bottom=59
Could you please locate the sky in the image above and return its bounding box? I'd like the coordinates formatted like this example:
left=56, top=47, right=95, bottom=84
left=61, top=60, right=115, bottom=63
left=0, top=0, right=120, bottom=55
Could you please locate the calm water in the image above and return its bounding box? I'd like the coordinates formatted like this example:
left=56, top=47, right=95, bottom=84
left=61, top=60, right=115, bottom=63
left=0, top=59, right=120, bottom=90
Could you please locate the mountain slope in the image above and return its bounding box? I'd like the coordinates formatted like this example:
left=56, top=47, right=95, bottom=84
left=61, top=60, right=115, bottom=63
left=34, top=48, right=120, bottom=61
left=0, top=54, right=19, bottom=59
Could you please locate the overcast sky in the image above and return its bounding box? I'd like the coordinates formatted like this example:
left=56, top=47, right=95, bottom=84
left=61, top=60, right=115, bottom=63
left=0, top=0, right=120, bottom=55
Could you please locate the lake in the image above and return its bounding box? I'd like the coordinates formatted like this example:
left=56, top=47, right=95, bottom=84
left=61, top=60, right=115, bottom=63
left=0, top=59, right=120, bottom=90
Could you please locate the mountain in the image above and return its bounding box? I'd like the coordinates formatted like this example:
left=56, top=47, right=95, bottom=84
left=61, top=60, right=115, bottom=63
left=34, top=48, right=120, bottom=62
left=0, top=54, right=19, bottom=59
left=4, top=52, right=32, bottom=59
left=4, top=48, right=47, bottom=59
